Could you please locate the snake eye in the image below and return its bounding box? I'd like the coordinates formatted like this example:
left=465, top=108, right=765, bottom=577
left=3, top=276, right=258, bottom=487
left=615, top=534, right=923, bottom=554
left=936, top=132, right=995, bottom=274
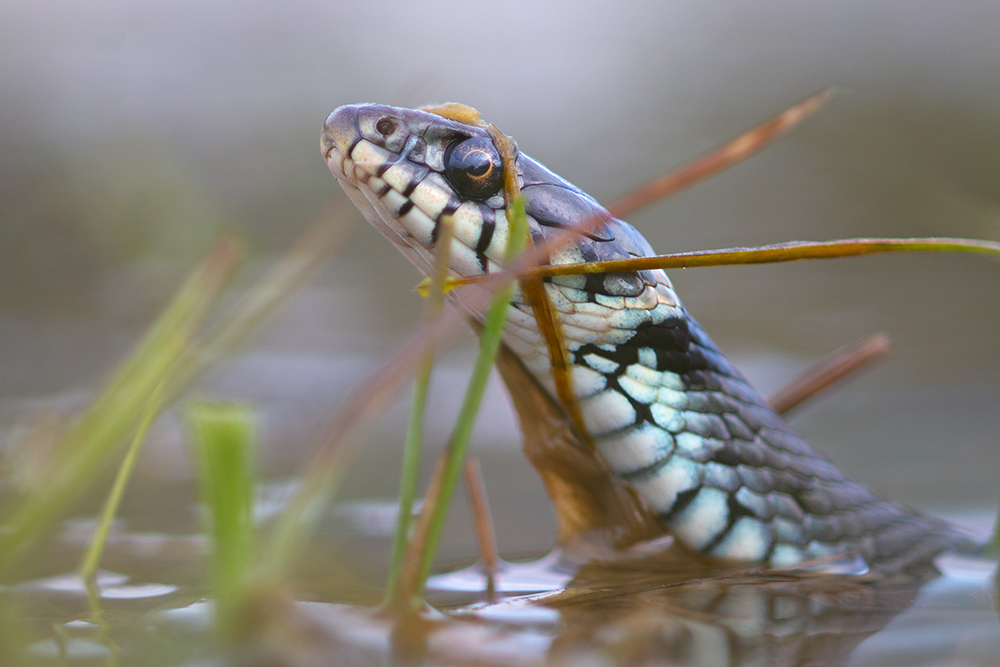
left=444, top=137, right=503, bottom=200
left=375, top=117, right=397, bottom=136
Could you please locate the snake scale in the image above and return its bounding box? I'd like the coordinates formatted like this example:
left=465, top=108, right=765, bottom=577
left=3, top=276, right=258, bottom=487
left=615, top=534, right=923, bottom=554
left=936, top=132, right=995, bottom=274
left=321, top=103, right=974, bottom=574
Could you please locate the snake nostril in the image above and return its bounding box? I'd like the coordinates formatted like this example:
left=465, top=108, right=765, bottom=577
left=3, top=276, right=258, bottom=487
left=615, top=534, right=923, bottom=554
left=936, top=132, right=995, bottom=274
left=376, top=117, right=397, bottom=136
left=323, top=105, right=364, bottom=160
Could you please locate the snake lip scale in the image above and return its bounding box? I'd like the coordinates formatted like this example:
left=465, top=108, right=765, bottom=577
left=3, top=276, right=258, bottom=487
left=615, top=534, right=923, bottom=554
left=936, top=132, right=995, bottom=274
left=322, top=102, right=977, bottom=575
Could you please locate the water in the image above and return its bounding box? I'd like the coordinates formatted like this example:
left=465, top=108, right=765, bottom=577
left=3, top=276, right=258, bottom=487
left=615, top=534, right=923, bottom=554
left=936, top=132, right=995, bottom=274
left=5, top=503, right=997, bottom=665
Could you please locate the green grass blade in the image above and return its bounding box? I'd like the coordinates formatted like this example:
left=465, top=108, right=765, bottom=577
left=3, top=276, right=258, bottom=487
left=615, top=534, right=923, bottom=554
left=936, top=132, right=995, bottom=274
left=412, top=275, right=517, bottom=594
left=384, top=215, right=456, bottom=599
left=189, top=402, right=257, bottom=642
left=0, top=238, right=242, bottom=572
left=390, top=195, right=529, bottom=609
left=78, top=381, right=166, bottom=583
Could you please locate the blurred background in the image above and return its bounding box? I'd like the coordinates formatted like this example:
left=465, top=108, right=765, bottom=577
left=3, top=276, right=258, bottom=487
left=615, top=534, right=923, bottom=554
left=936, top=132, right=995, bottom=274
left=1, top=1, right=999, bottom=563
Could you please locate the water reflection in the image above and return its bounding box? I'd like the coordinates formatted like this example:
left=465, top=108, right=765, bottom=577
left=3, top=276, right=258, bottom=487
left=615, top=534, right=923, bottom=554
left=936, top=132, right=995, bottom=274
left=280, top=545, right=999, bottom=667
left=544, top=548, right=933, bottom=667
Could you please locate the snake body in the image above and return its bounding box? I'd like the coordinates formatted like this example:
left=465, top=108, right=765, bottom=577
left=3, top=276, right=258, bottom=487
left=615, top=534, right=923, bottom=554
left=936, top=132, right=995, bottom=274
left=322, top=103, right=972, bottom=573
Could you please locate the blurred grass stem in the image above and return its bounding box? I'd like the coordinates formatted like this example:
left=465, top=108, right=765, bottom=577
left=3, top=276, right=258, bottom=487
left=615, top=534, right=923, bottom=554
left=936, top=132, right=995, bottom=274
left=0, top=238, right=242, bottom=573
left=384, top=215, right=455, bottom=600
left=391, top=195, right=528, bottom=611
left=78, top=382, right=166, bottom=583
left=189, top=402, right=257, bottom=642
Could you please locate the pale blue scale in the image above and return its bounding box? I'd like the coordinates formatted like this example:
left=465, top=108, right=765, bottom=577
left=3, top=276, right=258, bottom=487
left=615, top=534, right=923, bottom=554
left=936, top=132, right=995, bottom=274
left=717, top=376, right=761, bottom=407
left=549, top=272, right=588, bottom=291
left=656, top=386, right=689, bottom=410
left=648, top=303, right=680, bottom=325
left=710, top=517, right=771, bottom=561
left=594, top=293, right=625, bottom=309
left=670, top=487, right=731, bottom=550
left=735, top=487, right=774, bottom=520
left=607, top=308, right=652, bottom=331
left=657, top=367, right=686, bottom=391
left=570, top=365, right=607, bottom=398
left=596, top=423, right=675, bottom=475
left=624, top=362, right=662, bottom=388
left=680, top=411, right=723, bottom=439
left=770, top=544, right=807, bottom=568
left=637, top=347, right=658, bottom=370
left=629, top=455, right=702, bottom=514
left=583, top=353, right=619, bottom=375
left=736, top=465, right=772, bottom=494
left=616, top=373, right=657, bottom=405
left=773, top=517, right=807, bottom=546
left=674, top=432, right=723, bottom=463
left=547, top=284, right=590, bottom=307
left=772, top=494, right=804, bottom=521
left=650, top=403, right=685, bottom=433
left=579, top=390, right=637, bottom=436
left=702, top=462, right=742, bottom=493
left=806, top=540, right=840, bottom=560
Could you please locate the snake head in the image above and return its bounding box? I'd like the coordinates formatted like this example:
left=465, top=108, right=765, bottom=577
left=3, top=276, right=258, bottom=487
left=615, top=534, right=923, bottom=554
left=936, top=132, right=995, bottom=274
left=322, top=103, right=653, bottom=296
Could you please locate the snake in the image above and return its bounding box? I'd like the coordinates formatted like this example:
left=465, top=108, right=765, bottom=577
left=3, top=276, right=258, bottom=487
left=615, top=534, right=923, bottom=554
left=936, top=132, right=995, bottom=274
left=321, top=102, right=975, bottom=574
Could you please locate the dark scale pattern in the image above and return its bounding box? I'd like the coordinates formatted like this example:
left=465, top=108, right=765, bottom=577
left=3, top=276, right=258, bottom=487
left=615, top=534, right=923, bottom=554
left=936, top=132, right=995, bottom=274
left=580, top=297, right=973, bottom=572
left=662, top=487, right=701, bottom=521
left=473, top=206, right=495, bottom=271
left=604, top=374, right=655, bottom=430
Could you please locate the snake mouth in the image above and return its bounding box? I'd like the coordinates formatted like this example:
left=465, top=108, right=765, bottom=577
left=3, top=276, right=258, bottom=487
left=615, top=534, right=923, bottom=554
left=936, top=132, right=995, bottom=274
left=322, top=104, right=370, bottom=182
left=321, top=136, right=351, bottom=188
left=321, top=106, right=438, bottom=275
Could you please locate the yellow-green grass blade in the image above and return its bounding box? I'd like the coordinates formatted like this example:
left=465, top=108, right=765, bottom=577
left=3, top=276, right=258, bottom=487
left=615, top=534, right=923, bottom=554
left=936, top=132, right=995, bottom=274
left=189, top=402, right=257, bottom=643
